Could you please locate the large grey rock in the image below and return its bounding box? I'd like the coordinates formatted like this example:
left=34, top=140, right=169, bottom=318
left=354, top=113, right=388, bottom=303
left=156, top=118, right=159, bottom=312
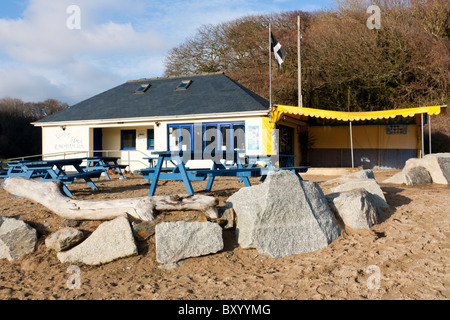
left=57, top=216, right=137, bottom=265
left=45, top=227, right=84, bottom=252
left=383, top=171, right=407, bottom=184
left=384, top=153, right=450, bottom=185
left=347, top=169, right=375, bottom=179
left=435, top=154, right=450, bottom=183
left=155, top=221, right=223, bottom=266
left=331, top=178, right=388, bottom=209
left=404, top=166, right=432, bottom=185
left=324, top=169, right=375, bottom=185
left=0, top=216, right=37, bottom=261
left=326, top=189, right=381, bottom=229
left=226, top=170, right=342, bottom=258
left=320, top=170, right=377, bottom=195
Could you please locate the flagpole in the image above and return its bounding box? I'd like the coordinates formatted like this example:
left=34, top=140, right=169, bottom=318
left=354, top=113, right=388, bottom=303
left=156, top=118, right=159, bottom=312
left=269, top=23, right=272, bottom=116
left=298, top=15, right=303, bottom=108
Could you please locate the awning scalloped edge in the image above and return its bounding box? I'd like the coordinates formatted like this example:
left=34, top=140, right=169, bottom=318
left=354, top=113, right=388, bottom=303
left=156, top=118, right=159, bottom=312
left=274, top=105, right=445, bottom=122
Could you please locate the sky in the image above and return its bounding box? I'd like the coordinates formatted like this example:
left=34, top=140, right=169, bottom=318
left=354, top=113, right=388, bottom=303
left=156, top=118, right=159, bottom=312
left=0, top=0, right=335, bottom=105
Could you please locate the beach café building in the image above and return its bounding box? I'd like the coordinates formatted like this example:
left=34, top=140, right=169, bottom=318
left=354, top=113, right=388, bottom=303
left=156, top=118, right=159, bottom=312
left=33, top=72, right=446, bottom=171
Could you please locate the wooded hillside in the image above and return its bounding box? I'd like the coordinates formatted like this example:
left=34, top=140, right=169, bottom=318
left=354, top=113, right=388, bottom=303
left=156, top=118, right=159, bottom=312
left=0, top=98, right=68, bottom=159
left=164, top=0, right=449, bottom=111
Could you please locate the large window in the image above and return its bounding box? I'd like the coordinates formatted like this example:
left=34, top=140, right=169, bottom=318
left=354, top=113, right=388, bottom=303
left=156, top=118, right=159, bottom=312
left=169, top=124, right=193, bottom=151
left=168, top=122, right=245, bottom=152
left=121, top=130, right=136, bottom=150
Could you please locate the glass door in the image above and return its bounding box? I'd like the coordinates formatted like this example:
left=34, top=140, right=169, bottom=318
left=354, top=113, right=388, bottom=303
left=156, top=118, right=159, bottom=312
left=219, top=124, right=231, bottom=151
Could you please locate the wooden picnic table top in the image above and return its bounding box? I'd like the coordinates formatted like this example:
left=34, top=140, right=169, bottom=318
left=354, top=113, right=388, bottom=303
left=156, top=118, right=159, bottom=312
left=82, top=156, right=126, bottom=179
left=140, top=150, right=258, bottom=195
left=1, top=158, right=100, bottom=197
left=245, top=154, right=295, bottom=158
left=150, top=150, right=245, bottom=155
left=84, top=156, right=120, bottom=161
left=11, top=158, right=85, bottom=165
left=137, top=151, right=309, bottom=195
left=150, top=150, right=246, bottom=157
left=4, top=159, right=86, bottom=173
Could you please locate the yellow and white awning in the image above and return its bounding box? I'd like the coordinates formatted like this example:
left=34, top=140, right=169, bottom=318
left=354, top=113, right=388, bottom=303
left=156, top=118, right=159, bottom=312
left=272, top=105, right=444, bottom=123
left=263, top=105, right=446, bottom=155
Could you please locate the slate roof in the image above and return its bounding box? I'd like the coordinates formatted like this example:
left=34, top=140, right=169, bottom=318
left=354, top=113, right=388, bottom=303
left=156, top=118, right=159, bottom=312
left=37, top=73, right=270, bottom=123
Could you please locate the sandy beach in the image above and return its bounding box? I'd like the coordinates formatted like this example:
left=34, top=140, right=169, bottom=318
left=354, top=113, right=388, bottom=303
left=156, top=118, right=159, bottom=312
left=0, top=169, right=448, bottom=300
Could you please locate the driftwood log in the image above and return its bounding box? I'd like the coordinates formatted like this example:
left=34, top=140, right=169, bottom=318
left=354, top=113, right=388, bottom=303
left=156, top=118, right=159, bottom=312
left=3, top=177, right=219, bottom=221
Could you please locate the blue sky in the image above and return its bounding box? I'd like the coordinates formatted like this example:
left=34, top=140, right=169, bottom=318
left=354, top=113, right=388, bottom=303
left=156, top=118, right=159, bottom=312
left=0, top=0, right=335, bottom=105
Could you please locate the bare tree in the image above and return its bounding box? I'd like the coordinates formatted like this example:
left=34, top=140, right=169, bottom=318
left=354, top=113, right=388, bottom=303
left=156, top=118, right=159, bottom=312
left=163, top=2, right=449, bottom=110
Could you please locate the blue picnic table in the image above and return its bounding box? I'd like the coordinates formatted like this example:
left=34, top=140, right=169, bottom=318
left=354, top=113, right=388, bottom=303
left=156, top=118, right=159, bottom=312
left=0, top=162, right=8, bottom=182
left=83, top=156, right=127, bottom=180
left=1, top=158, right=102, bottom=197
left=245, top=154, right=310, bottom=182
left=136, top=150, right=262, bottom=196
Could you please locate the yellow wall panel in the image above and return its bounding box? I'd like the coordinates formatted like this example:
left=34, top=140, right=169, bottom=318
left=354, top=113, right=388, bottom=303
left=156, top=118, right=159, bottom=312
left=309, top=124, right=417, bottom=150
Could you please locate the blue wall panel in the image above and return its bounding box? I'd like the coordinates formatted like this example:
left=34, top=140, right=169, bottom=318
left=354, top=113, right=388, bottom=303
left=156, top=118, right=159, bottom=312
left=307, top=148, right=417, bottom=169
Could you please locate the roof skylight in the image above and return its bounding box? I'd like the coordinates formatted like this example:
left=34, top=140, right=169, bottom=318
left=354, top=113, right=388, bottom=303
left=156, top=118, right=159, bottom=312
left=134, top=84, right=151, bottom=94
left=175, top=80, right=192, bottom=91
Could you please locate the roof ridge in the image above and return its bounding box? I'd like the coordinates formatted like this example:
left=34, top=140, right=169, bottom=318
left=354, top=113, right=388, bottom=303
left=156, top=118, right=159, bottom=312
left=223, top=74, right=270, bottom=109
left=37, top=72, right=269, bottom=123
left=126, top=72, right=224, bottom=83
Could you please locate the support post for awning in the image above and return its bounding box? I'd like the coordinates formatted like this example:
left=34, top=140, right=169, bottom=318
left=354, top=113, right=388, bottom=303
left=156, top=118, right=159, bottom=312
left=421, top=113, right=424, bottom=158
left=349, top=121, right=354, bottom=168
left=428, top=113, right=432, bottom=155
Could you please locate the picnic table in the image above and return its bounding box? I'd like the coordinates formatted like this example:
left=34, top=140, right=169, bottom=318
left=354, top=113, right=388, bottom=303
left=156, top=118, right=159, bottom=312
left=0, top=162, right=8, bottom=181
left=136, top=150, right=262, bottom=196
left=244, top=154, right=310, bottom=182
left=143, top=155, right=159, bottom=168
left=0, top=158, right=102, bottom=197
left=83, top=156, right=127, bottom=180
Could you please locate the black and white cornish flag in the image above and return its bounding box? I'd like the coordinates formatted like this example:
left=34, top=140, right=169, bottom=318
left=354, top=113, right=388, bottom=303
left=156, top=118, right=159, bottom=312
left=270, top=32, right=287, bottom=71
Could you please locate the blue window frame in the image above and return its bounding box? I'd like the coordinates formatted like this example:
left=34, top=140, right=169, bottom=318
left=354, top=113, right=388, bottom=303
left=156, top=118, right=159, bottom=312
left=147, top=129, right=155, bottom=150
left=168, top=124, right=194, bottom=151
left=221, top=122, right=245, bottom=151
left=121, top=130, right=136, bottom=150
left=168, top=122, right=245, bottom=152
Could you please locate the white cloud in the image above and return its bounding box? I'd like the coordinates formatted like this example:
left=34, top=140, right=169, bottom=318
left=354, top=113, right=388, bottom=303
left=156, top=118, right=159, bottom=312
left=0, top=67, right=62, bottom=101
left=0, top=0, right=333, bottom=104
left=82, top=21, right=165, bottom=54
left=0, top=0, right=166, bottom=65
left=0, top=0, right=170, bottom=103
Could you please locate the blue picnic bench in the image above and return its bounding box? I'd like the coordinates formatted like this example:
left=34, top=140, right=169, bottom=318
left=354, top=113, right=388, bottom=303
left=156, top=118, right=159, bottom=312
left=244, top=154, right=310, bottom=182
left=189, top=166, right=262, bottom=192
left=0, top=162, right=8, bottom=181
left=135, top=150, right=260, bottom=196
left=135, top=151, right=311, bottom=196
left=1, top=158, right=102, bottom=197
left=83, top=156, right=127, bottom=180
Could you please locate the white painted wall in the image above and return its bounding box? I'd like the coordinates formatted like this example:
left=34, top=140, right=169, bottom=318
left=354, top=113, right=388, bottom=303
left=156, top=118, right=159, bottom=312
left=39, top=115, right=266, bottom=172
left=101, top=126, right=154, bottom=171
left=42, top=125, right=90, bottom=160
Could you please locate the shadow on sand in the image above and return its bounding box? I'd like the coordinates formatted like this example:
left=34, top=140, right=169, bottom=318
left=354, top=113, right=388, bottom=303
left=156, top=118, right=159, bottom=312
left=380, top=186, right=412, bottom=222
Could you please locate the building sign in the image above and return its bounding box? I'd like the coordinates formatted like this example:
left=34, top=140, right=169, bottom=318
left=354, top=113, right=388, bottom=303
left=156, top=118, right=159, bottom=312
left=54, top=132, right=85, bottom=150
left=386, top=124, right=407, bottom=135
left=247, top=125, right=260, bottom=151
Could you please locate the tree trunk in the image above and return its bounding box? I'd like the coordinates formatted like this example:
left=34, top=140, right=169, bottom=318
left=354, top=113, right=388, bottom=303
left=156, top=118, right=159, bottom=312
left=3, top=177, right=219, bottom=221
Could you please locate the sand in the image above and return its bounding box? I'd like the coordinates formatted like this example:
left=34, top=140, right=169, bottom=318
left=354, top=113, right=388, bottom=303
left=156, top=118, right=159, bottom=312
left=0, top=169, right=448, bottom=300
